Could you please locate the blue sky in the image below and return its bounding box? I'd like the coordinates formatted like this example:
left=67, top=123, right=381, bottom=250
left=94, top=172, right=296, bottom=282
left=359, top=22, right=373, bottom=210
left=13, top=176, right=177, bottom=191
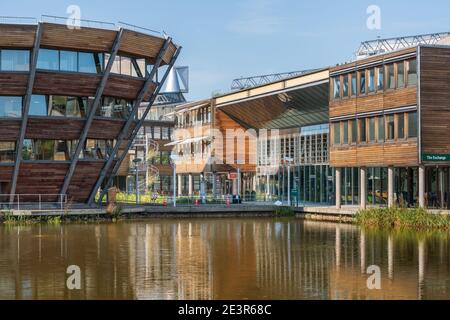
left=2, top=0, right=450, bottom=100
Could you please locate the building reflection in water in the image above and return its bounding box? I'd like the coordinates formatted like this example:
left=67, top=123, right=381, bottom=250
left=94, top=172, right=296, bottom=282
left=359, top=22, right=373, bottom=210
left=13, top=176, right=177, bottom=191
left=0, top=218, right=449, bottom=300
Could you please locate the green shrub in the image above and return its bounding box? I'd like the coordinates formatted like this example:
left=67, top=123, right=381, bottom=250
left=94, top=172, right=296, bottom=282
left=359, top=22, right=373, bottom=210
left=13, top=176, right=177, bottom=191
left=275, top=207, right=296, bottom=217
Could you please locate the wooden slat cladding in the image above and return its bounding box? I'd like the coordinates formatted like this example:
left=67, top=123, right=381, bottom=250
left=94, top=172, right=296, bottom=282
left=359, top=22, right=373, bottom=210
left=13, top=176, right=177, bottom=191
left=67, top=161, right=104, bottom=202
left=40, top=23, right=116, bottom=52
left=0, top=25, right=37, bottom=48
left=103, top=75, right=146, bottom=100
left=34, top=71, right=100, bottom=96
left=119, top=30, right=176, bottom=64
left=0, top=120, right=21, bottom=140
left=420, top=47, right=450, bottom=156
left=0, top=166, right=13, bottom=182
left=15, top=163, right=69, bottom=197
left=331, top=141, right=418, bottom=167
left=0, top=73, right=28, bottom=95
left=89, top=119, right=126, bottom=140
left=26, top=118, right=84, bottom=140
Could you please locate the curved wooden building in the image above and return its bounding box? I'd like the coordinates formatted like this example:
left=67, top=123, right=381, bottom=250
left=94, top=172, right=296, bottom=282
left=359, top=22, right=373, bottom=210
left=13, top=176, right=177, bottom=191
left=0, top=18, right=180, bottom=205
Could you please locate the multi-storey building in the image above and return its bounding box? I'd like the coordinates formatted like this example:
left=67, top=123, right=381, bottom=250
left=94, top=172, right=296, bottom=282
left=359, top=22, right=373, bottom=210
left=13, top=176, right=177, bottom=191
left=0, top=16, right=180, bottom=205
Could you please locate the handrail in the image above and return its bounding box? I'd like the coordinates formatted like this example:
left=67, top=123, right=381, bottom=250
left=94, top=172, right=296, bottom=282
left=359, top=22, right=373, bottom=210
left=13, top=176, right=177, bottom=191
left=0, top=194, right=67, bottom=211
left=41, top=15, right=117, bottom=30
left=117, top=21, right=162, bottom=37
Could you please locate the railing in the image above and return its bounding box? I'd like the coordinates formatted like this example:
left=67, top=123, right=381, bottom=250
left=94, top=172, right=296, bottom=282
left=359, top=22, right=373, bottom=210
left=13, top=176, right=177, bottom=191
left=117, top=21, right=163, bottom=37
left=40, top=15, right=116, bottom=30
left=0, top=194, right=67, bottom=211
left=0, top=16, right=37, bottom=25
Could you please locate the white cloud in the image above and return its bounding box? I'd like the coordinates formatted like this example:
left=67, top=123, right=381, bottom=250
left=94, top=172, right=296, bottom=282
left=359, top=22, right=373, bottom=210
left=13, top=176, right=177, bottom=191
left=227, top=0, right=289, bottom=36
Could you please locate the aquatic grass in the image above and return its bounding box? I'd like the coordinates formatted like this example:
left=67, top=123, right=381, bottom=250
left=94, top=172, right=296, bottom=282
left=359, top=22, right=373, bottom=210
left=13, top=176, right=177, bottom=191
left=355, top=207, right=450, bottom=231
left=275, top=206, right=296, bottom=217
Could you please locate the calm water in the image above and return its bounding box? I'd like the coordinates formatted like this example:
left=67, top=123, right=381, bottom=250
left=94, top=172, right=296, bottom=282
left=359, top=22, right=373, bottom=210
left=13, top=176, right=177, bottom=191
left=0, top=218, right=449, bottom=300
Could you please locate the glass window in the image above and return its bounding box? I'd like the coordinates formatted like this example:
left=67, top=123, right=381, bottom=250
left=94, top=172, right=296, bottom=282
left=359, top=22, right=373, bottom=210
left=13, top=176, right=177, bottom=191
left=386, top=64, right=395, bottom=89
left=162, top=127, right=170, bottom=140
left=368, top=117, right=375, bottom=142
left=359, top=118, right=366, bottom=143
left=79, top=52, right=101, bottom=73
left=407, top=59, right=417, bottom=87
left=397, top=113, right=405, bottom=139
left=387, top=115, right=395, bottom=140
left=48, top=96, right=86, bottom=118
left=351, top=119, right=357, bottom=143
left=377, top=66, right=384, bottom=91
left=378, top=116, right=385, bottom=142
left=333, top=123, right=340, bottom=145
left=397, top=62, right=405, bottom=88
left=121, top=57, right=132, bottom=76
left=359, top=71, right=366, bottom=95
left=368, top=68, right=375, bottom=93
left=342, top=121, right=349, bottom=144
left=83, top=139, right=114, bottom=160
left=60, top=51, right=78, bottom=72
left=351, top=73, right=357, bottom=96
left=408, top=112, right=418, bottom=138
left=1, top=50, right=30, bottom=71
left=97, top=97, right=132, bottom=119
left=0, top=142, right=15, bottom=163
left=333, top=77, right=340, bottom=99
left=0, top=96, right=22, bottom=118
left=34, top=140, right=56, bottom=161
left=37, top=49, right=59, bottom=70
left=342, top=75, right=349, bottom=98
left=132, top=59, right=146, bottom=77
left=106, top=53, right=121, bottom=74
left=153, top=126, right=161, bottom=140
left=29, top=95, right=48, bottom=116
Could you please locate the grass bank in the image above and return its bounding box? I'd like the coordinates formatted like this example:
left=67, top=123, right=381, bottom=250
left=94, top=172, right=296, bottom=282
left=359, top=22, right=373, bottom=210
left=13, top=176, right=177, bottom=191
left=355, top=207, right=450, bottom=231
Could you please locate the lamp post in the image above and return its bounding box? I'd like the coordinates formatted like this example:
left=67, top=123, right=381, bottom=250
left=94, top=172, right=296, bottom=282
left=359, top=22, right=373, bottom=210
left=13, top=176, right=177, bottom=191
left=133, top=158, right=142, bottom=205
left=284, top=157, right=294, bottom=206
left=170, top=153, right=179, bottom=207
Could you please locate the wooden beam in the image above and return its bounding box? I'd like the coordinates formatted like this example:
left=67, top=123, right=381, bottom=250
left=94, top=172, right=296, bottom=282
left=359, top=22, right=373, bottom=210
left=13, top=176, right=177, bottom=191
left=98, top=45, right=182, bottom=204
left=9, top=23, right=43, bottom=203
left=87, top=38, right=174, bottom=205
left=59, top=28, right=124, bottom=198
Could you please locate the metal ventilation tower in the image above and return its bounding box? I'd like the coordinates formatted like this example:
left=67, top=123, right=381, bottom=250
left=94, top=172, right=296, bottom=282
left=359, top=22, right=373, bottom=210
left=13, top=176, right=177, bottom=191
left=231, top=70, right=317, bottom=91
left=356, top=32, right=450, bottom=60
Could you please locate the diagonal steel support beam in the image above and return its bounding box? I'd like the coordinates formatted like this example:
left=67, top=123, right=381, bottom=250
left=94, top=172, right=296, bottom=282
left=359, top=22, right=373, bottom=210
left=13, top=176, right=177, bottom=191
left=97, top=46, right=182, bottom=204
left=87, top=38, right=176, bottom=205
left=9, top=23, right=43, bottom=203
left=59, top=28, right=124, bottom=198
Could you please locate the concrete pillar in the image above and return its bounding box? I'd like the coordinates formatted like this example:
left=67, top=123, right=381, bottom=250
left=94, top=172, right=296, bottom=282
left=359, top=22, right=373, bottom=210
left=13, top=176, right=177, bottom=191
left=419, top=166, right=425, bottom=208
left=178, top=175, right=182, bottom=196
left=335, top=168, right=342, bottom=209
left=388, top=166, right=395, bottom=208
left=188, top=173, right=193, bottom=197
left=360, top=167, right=367, bottom=210
left=266, top=174, right=270, bottom=199
left=439, top=168, right=445, bottom=209
left=212, top=172, right=216, bottom=198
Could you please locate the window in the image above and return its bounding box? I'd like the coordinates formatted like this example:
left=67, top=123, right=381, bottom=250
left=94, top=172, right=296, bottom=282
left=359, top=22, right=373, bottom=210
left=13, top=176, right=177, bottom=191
left=407, top=59, right=417, bottom=86
left=359, top=118, right=366, bottom=143
left=49, top=96, right=87, bottom=117
left=153, top=126, right=161, bottom=140
left=368, top=68, right=375, bottom=93
left=351, top=73, right=357, bottom=97
left=351, top=119, right=357, bottom=143
left=37, top=49, right=59, bottom=70
left=83, top=139, right=114, bottom=160
left=97, top=97, right=132, bottom=119
left=386, top=64, right=395, bottom=89
left=343, top=121, right=349, bottom=144
left=378, top=116, right=385, bottom=142
left=29, top=95, right=48, bottom=116
left=22, top=140, right=75, bottom=161
left=377, top=66, right=384, bottom=91
left=333, top=77, right=340, bottom=99
left=0, top=96, right=22, bottom=118
left=120, top=56, right=132, bottom=76
left=387, top=115, right=395, bottom=140
left=359, top=71, right=366, bottom=95
left=397, top=113, right=405, bottom=139
left=408, top=112, right=418, bottom=138
left=79, top=52, right=102, bottom=74
left=368, top=117, right=375, bottom=142
left=0, top=50, right=30, bottom=71
left=0, top=142, right=15, bottom=163
left=397, top=62, right=405, bottom=88
left=132, top=59, right=146, bottom=77
left=333, top=122, right=340, bottom=145
left=342, top=75, right=349, bottom=98
left=162, top=127, right=170, bottom=140
left=60, top=51, right=78, bottom=72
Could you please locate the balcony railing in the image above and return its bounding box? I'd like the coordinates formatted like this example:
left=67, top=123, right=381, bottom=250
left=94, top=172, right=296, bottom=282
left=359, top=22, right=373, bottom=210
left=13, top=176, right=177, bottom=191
left=0, top=194, right=67, bottom=211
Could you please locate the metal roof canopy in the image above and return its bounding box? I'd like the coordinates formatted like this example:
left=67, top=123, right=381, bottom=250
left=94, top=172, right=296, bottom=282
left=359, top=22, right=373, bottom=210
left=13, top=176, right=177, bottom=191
left=217, top=80, right=329, bottom=130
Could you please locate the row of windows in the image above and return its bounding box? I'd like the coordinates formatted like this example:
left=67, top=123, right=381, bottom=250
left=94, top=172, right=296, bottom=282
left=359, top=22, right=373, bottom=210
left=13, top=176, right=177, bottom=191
left=0, top=95, right=133, bottom=119
left=333, top=59, right=417, bottom=100
left=332, top=111, right=418, bottom=146
left=176, top=106, right=212, bottom=128
left=0, top=48, right=147, bottom=77
left=140, top=125, right=173, bottom=140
